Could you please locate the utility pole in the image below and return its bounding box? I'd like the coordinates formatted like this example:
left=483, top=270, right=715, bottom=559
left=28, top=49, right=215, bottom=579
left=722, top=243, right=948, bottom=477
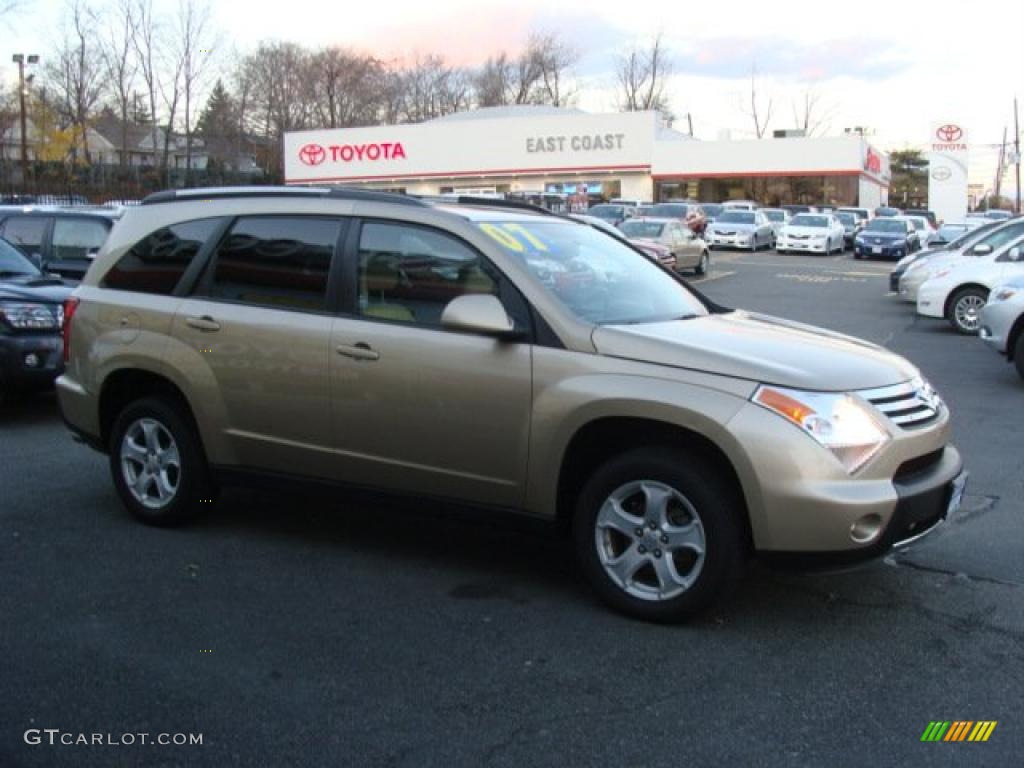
left=686, top=112, right=694, bottom=137
left=12, top=54, right=39, bottom=185
left=1014, top=96, right=1021, bottom=215
left=994, top=126, right=1007, bottom=208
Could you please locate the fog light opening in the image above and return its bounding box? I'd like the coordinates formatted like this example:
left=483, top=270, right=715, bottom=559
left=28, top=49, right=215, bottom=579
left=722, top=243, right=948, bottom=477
left=850, top=514, right=883, bottom=544
left=24, top=353, right=41, bottom=368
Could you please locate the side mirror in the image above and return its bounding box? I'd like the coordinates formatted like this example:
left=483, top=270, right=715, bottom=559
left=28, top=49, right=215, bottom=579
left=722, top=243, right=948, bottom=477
left=441, top=294, right=520, bottom=338
left=972, top=244, right=994, bottom=256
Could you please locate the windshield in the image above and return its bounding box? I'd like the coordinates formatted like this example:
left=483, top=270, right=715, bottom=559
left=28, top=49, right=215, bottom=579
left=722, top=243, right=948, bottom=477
left=702, top=204, right=723, bottom=216
left=790, top=215, right=828, bottom=228
left=762, top=210, right=785, bottom=222
left=716, top=211, right=754, bottom=224
left=0, top=239, right=41, bottom=276
left=649, top=204, right=688, bottom=218
left=836, top=213, right=856, bottom=225
left=934, top=225, right=966, bottom=241
left=865, top=219, right=906, bottom=233
left=476, top=219, right=707, bottom=325
left=619, top=221, right=666, bottom=238
left=587, top=205, right=624, bottom=220
left=908, top=219, right=926, bottom=231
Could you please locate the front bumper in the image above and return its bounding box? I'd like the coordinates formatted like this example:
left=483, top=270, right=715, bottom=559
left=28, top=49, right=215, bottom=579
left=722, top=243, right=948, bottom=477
left=889, top=268, right=904, bottom=293
left=0, top=332, right=64, bottom=391
left=707, top=233, right=752, bottom=248
left=854, top=240, right=906, bottom=259
left=978, top=301, right=1017, bottom=355
left=898, top=272, right=927, bottom=303
left=778, top=239, right=828, bottom=253
left=915, top=283, right=947, bottom=319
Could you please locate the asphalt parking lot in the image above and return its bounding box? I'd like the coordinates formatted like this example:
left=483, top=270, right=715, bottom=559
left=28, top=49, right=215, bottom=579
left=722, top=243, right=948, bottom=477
left=2, top=249, right=1022, bottom=767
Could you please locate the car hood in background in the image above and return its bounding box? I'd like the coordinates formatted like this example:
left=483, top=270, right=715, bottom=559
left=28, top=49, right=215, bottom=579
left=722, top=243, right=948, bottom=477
left=859, top=230, right=907, bottom=242
left=710, top=222, right=756, bottom=232
left=0, top=275, right=72, bottom=303
left=594, top=310, right=917, bottom=391
left=781, top=226, right=830, bottom=238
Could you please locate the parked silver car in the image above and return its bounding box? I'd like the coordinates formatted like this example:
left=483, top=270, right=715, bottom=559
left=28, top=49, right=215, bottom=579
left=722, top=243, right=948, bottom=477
left=705, top=210, right=775, bottom=251
left=979, top=275, right=1024, bottom=379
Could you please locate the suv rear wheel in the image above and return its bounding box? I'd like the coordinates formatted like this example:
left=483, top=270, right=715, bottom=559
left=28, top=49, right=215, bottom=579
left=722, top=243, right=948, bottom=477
left=109, top=397, right=214, bottom=526
left=572, top=448, right=744, bottom=622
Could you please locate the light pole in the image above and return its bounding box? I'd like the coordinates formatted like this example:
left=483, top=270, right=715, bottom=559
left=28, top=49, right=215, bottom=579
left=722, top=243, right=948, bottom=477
left=12, top=54, right=39, bottom=186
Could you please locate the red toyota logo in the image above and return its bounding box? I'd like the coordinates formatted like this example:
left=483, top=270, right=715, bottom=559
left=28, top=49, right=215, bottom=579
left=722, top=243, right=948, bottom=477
left=298, top=144, right=326, bottom=166
left=935, top=124, right=962, bottom=143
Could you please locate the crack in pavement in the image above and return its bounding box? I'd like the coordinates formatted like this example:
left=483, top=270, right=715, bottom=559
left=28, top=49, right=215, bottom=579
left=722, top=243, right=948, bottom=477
left=886, top=555, right=1024, bottom=588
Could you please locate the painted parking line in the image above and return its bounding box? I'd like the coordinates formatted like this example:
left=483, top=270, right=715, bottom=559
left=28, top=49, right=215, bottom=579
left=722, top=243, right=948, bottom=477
left=691, top=270, right=736, bottom=284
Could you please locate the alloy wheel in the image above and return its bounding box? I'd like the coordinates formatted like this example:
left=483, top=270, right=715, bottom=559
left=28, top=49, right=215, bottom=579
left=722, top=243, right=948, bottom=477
left=594, top=480, right=706, bottom=601
left=120, top=417, right=181, bottom=510
left=953, top=294, right=986, bottom=333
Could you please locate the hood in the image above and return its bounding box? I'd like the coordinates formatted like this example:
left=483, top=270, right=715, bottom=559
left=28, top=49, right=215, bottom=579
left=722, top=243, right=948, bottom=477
left=592, top=310, right=917, bottom=391
left=0, top=275, right=72, bottom=303
left=860, top=230, right=907, bottom=241
left=629, top=237, right=669, bottom=253
left=711, top=221, right=756, bottom=232
left=783, top=226, right=830, bottom=237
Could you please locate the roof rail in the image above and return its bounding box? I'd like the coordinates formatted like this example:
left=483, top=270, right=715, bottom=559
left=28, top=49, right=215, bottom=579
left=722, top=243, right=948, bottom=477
left=141, top=186, right=430, bottom=208
left=421, top=195, right=558, bottom=216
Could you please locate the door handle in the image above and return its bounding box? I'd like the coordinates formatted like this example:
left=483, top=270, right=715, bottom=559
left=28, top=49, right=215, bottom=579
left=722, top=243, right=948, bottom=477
left=185, top=315, right=221, bottom=332
left=336, top=342, right=380, bottom=362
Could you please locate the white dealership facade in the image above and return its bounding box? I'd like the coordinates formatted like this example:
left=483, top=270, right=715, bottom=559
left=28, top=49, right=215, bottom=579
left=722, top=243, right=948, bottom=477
left=284, top=106, right=891, bottom=208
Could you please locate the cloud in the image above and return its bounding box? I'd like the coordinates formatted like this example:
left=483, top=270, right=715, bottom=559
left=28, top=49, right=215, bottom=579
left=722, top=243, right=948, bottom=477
left=668, top=36, right=914, bottom=82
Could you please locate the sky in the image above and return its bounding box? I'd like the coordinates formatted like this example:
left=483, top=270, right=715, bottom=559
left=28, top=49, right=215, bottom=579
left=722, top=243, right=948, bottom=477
left=5, top=0, right=1023, bottom=200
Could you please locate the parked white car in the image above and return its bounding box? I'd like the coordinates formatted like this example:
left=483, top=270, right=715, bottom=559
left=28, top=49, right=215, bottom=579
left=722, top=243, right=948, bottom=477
left=979, top=275, right=1024, bottom=379
left=760, top=208, right=790, bottom=239
left=704, top=210, right=774, bottom=250
left=776, top=213, right=846, bottom=255
left=903, top=215, right=937, bottom=248
left=917, top=238, right=1024, bottom=334
left=721, top=200, right=759, bottom=211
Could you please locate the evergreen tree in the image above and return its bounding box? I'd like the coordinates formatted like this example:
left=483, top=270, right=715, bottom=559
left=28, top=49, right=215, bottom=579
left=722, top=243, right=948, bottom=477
left=196, top=80, right=238, bottom=138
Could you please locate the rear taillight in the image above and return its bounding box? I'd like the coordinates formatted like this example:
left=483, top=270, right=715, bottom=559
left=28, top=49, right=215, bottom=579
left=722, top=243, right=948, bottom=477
left=62, top=296, right=80, bottom=364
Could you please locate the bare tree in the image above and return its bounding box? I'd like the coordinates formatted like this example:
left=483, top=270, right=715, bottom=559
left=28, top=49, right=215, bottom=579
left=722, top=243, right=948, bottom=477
left=472, top=31, right=576, bottom=108
left=99, top=0, right=136, bottom=168
left=393, top=54, right=472, bottom=123
left=742, top=65, right=773, bottom=138
left=531, top=32, right=578, bottom=107
left=616, top=33, right=673, bottom=116
left=790, top=85, right=836, bottom=137
left=44, top=0, right=105, bottom=164
left=130, top=0, right=163, bottom=175
left=308, top=47, right=389, bottom=128
left=170, top=0, right=217, bottom=185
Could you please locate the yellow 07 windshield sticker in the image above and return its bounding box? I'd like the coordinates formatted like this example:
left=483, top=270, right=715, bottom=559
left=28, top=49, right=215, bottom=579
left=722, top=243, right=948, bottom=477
left=479, top=222, right=549, bottom=252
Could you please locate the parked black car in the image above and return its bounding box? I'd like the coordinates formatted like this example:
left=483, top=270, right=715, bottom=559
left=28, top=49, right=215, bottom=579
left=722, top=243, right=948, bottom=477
left=0, top=239, right=71, bottom=403
left=0, top=208, right=118, bottom=279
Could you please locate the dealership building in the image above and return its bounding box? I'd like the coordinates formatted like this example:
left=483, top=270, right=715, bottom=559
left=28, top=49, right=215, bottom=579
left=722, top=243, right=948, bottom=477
left=284, top=106, right=891, bottom=209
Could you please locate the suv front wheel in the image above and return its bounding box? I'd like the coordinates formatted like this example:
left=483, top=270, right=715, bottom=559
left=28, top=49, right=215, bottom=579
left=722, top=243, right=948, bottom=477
left=109, top=397, right=214, bottom=526
left=572, top=448, right=745, bottom=622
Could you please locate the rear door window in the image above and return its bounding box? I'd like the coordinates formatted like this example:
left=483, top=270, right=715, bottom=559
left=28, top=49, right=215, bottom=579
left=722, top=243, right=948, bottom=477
left=0, top=216, right=49, bottom=260
left=103, top=218, right=222, bottom=295
left=203, top=216, right=341, bottom=311
left=51, top=218, right=111, bottom=262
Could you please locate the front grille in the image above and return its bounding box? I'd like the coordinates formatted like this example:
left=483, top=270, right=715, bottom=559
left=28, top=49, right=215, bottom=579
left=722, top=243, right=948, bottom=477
left=790, top=234, right=809, bottom=240
left=716, top=230, right=735, bottom=236
left=861, top=380, right=941, bottom=429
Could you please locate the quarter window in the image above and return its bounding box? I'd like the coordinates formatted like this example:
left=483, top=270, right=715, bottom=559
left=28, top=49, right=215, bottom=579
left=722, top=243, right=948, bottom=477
left=357, top=221, right=497, bottom=326
left=103, top=219, right=221, bottom=295
left=206, top=217, right=340, bottom=311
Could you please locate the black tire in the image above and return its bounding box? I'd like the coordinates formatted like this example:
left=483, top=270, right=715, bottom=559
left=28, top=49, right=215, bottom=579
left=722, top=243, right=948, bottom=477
left=572, top=448, right=745, bottom=623
left=1014, top=332, right=1024, bottom=381
left=694, top=250, right=709, bottom=276
left=945, top=287, right=988, bottom=335
left=109, top=396, right=214, bottom=526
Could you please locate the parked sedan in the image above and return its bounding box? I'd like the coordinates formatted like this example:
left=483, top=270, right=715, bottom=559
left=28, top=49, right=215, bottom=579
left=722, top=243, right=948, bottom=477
left=0, top=239, right=71, bottom=404
left=760, top=208, right=790, bottom=240
left=889, top=219, right=1004, bottom=294
left=586, top=204, right=635, bottom=226
left=835, top=211, right=862, bottom=247
left=700, top=203, right=724, bottom=223
left=917, top=238, right=1024, bottom=334
left=979, top=275, right=1024, bottom=379
left=854, top=218, right=917, bottom=260
left=704, top=210, right=774, bottom=251
left=647, top=202, right=708, bottom=236
left=776, top=213, right=846, bottom=255
left=618, top=217, right=710, bottom=275
left=904, top=215, right=937, bottom=248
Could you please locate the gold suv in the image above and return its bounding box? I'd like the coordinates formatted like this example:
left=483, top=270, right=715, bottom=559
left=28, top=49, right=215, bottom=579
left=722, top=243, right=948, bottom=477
left=57, top=188, right=966, bottom=622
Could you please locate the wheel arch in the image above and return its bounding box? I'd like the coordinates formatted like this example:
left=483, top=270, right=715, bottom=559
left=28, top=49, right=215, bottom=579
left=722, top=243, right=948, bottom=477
left=1006, top=313, right=1024, bottom=362
left=99, top=369, right=204, bottom=454
left=553, top=416, right=753, bottom=553
left=943, top=283, right=990, bottom=319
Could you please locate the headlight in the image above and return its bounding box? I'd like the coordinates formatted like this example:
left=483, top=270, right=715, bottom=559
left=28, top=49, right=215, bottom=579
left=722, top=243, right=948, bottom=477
left=855, top=236, right=866, bottom=245
left=753, top=385, right=890, bottom=474
left=0, top=302, right=61, bottom=330
left=991, top=286, right=1018, bottom=302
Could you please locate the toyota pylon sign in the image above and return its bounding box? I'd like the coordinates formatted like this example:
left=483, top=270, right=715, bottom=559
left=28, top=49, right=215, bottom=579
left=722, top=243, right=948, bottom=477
left=928, top=123, right=969, bottom=224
